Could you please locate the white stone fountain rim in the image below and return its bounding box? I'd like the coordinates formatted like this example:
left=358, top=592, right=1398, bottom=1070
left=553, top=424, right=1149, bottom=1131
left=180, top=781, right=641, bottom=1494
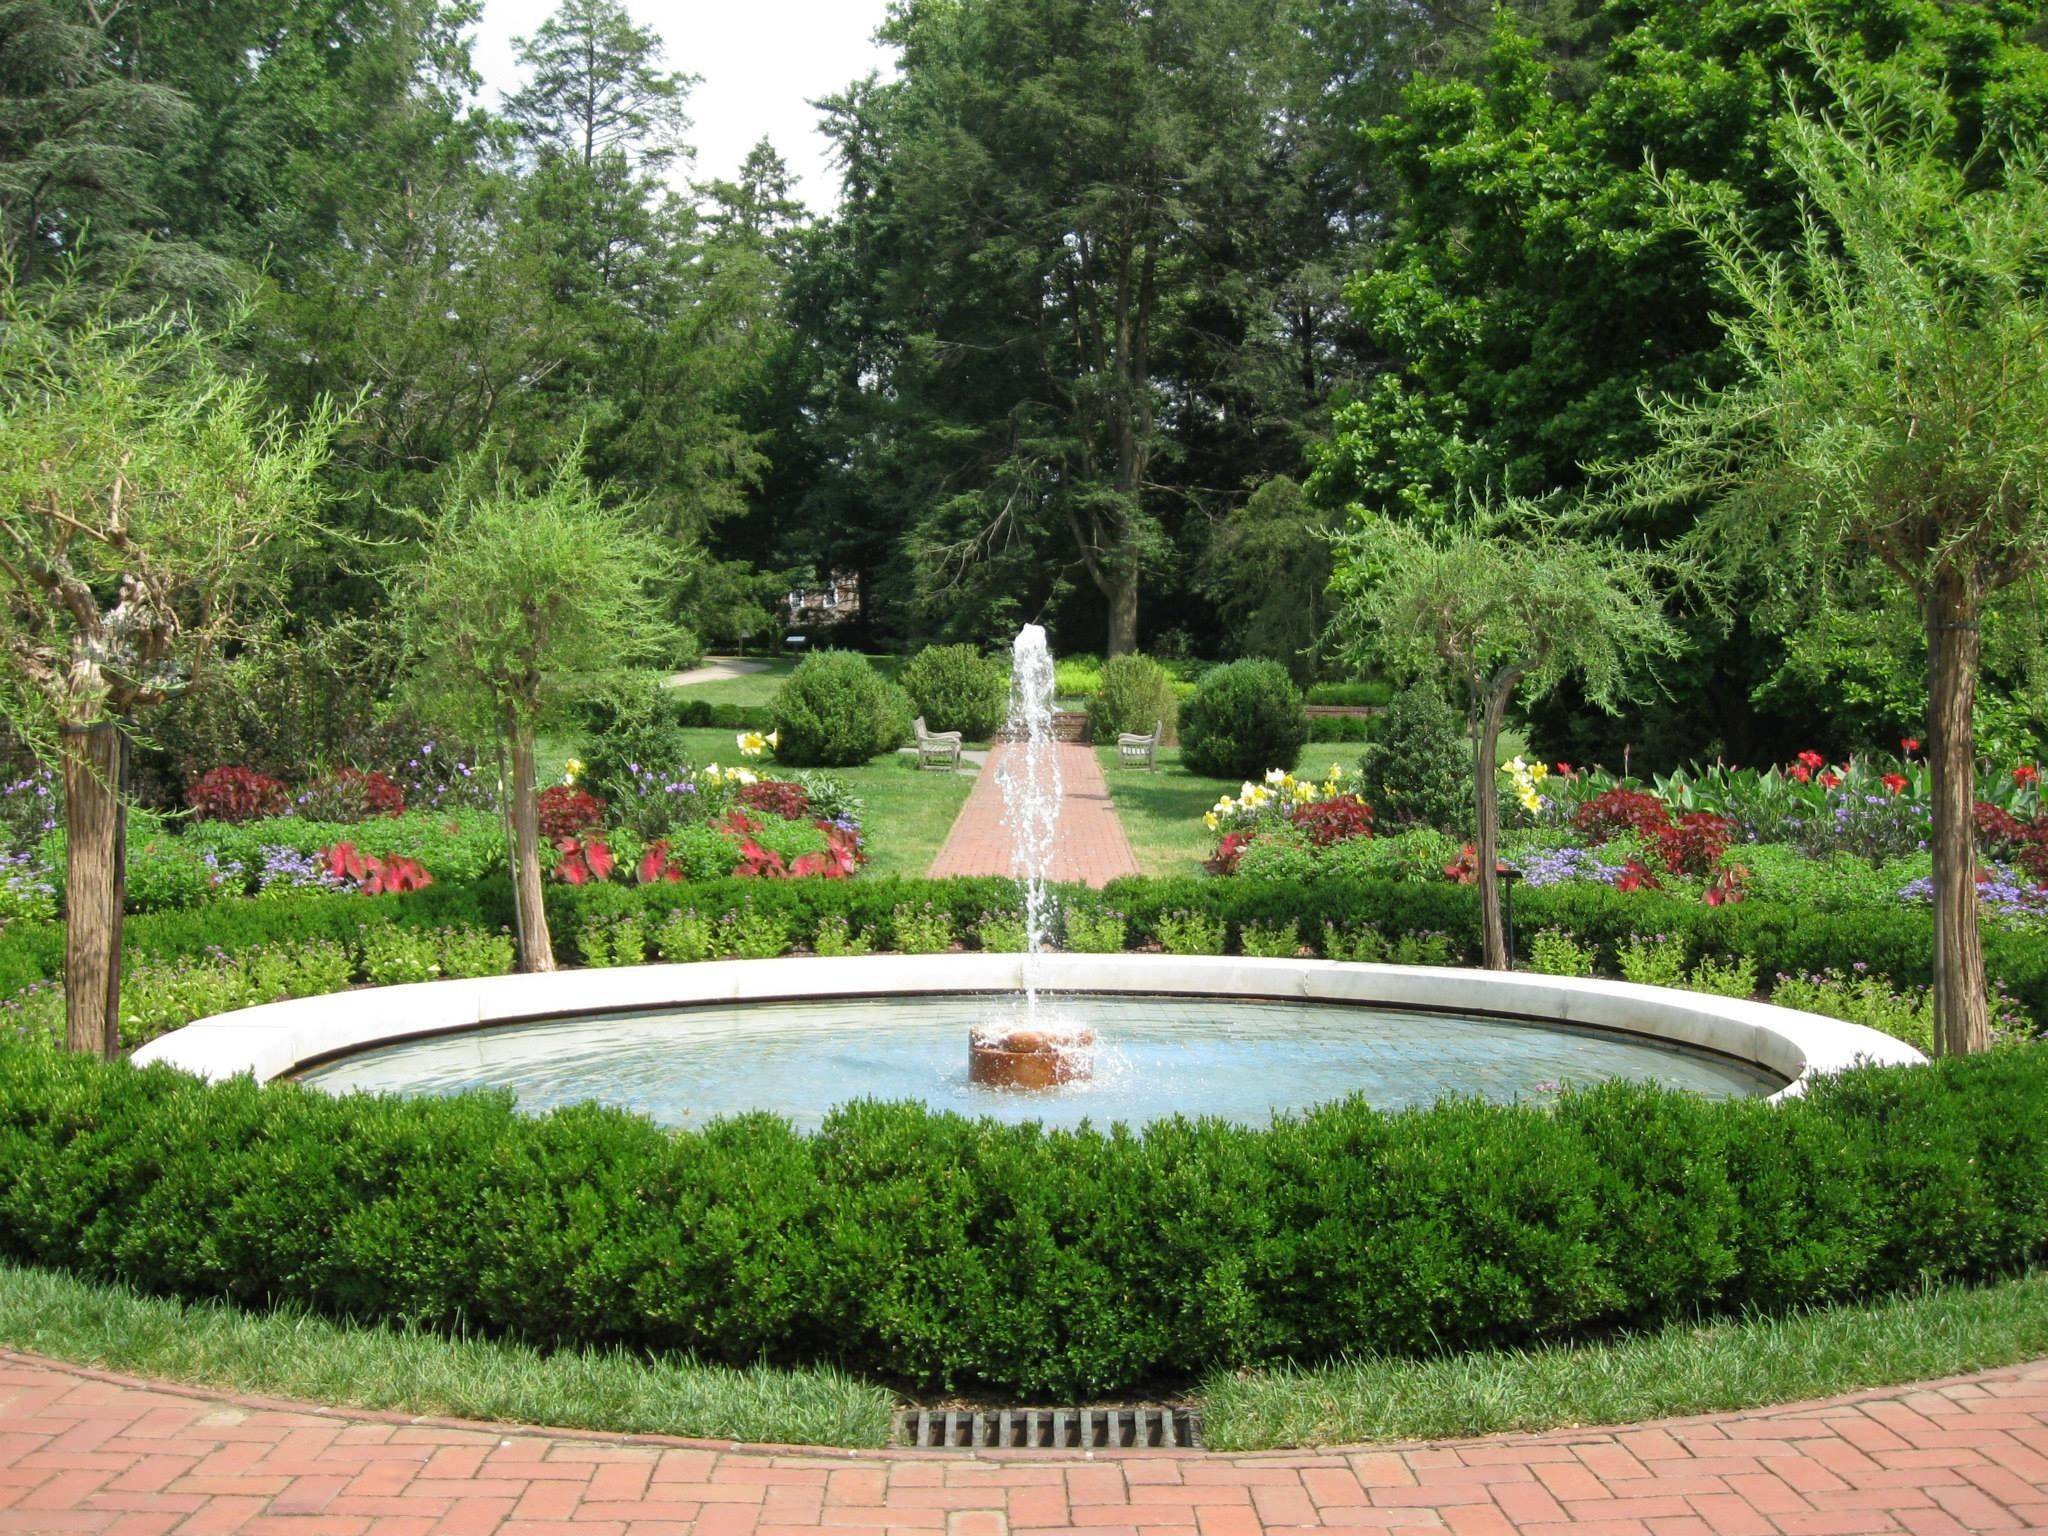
left=129, top=952, right=1924, bottom=1103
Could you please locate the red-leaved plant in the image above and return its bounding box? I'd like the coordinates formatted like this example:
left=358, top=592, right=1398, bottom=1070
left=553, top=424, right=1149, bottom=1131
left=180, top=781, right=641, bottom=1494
left=307, top=768, right=407, bottom=821
left=1574, top=787, right=1670, bottom=845
left=322, top=842, right=433, bottom=895
left=552, top=836, right=614, bottom=885
left=1206, top=831, right=1258, bottom=876
left=187, top=766, right=290, bottom=824
left=738, top=779, right=811, bottom=822
left=1285, top=794, right=1375, bottom=848
left=1656, top=811, right=1736, bottom=878
left=539, top=785, right=606, bottom=840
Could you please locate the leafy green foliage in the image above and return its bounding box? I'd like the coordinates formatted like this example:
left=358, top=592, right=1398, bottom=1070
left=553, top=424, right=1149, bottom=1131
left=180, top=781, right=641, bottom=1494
left=2, top=1040, right=2044, bottom=1396
left=772, top=653, right=911, bottom=767
left=1084, top=654, right=1179, bottom=744
left=1357, top=685, right=1471, bottom=834
left=1179, top=661, right=1309, bottom=782
left=898, top=646, right=1007, bottom=740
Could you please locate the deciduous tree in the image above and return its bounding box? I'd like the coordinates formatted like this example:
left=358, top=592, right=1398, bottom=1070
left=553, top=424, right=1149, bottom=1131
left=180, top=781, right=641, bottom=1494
left=0, top=272, right=337, bottom=1054
left=1332, top=512, right=1677, bottom=968
left=1612, top=39, right=2048, bottom=1054
left=389, top=446, right=677, bottom=972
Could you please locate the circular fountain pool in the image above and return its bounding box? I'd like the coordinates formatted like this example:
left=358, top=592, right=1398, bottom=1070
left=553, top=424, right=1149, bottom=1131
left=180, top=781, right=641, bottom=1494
left=294, top=990, right=1781, bottom=1129
left=131, top=952, right=1926, bottom=1122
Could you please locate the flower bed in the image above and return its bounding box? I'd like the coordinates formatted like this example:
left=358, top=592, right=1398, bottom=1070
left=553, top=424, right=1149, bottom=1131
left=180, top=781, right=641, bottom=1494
left=1200, top=744, right=2048, bottom=928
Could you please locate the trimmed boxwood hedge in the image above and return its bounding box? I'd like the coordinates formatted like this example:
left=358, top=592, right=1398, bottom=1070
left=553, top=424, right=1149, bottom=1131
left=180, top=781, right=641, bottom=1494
left=3, top=873, right=2047, bottom=1033
left=0, top=1041, right=2043, bottom=1397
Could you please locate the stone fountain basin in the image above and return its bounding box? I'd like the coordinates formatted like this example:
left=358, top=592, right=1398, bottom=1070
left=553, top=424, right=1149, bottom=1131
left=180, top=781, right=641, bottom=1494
left=131, top=952, right=1924, bottom=1101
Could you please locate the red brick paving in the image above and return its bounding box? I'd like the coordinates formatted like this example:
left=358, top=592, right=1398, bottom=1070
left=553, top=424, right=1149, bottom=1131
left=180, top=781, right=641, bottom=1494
left=928, top=741, right=1140, bottom=889
left=3, top=1353, right=2045, bottom=1534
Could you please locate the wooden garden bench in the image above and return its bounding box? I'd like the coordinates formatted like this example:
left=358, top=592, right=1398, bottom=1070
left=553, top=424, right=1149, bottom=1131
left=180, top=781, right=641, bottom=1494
left=1116, top=719, right=1163, bottom=772
left=914, top=716, right=963, bottom=771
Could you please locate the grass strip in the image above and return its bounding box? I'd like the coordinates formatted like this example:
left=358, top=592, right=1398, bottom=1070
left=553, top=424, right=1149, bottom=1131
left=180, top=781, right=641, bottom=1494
left=1201, top=1271, right=2048, bottom=1450
left=0, top=1262, right=896, bottom=1448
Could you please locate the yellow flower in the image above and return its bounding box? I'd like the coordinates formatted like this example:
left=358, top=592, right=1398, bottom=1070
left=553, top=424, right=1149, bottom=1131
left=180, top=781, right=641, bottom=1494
left=766, top=728, right=781, bottom=750
left=1327, top=763, right=1345, bottom=780
left=1520, top=790, right=1542, bottom=813
left=562, top=757, right=585, bottom=786
left=737, top=730, right=767, bottom=757
left=1265, top=768, right=1288, bottom=786
left=704, top=763, right=722, bottom=782
left=732, top=766, right=759, bottom=785
left=1203, top=812, right=1220, bottom=831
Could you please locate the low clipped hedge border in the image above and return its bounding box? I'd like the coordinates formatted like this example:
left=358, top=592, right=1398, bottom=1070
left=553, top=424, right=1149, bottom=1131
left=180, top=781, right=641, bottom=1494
left=1, top=1042, right=2044, bottom=1398
left=3, top=873, right=2046, bottom=1031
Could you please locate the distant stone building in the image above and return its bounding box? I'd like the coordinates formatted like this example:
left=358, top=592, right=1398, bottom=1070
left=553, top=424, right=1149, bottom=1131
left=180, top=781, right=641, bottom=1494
left=785, top=571, right=861, bottom=627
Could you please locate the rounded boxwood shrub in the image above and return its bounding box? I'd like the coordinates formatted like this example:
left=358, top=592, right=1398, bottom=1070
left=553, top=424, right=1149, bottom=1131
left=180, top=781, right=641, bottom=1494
left=1359, top=684, right=1471, bottom=833
left=1179, top=659, right=1307, bottom=781
left=773, top=652, right=912, bottom=767
left=899, top=645, right=1008, bottom=740
left=1085, top=653, right=1178, bottom=743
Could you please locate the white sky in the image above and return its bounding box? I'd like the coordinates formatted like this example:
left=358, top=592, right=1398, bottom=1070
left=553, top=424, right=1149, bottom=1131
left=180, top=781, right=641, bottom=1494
left=469, top=1, right=899, bottom=214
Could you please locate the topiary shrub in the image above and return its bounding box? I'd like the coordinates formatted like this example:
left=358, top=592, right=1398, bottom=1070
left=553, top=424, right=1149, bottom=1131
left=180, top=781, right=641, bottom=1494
left=773, top=652, right=912, bottom=767
left=1086, top=653, right=1179, bottom=743
left=577, top=673, right=694, bottom=800
left=1358, top=684, right=1470, bottom=833
left=1179, top=660, right=1307, bottom=781
left=899, top=645, right=1008, bottom=739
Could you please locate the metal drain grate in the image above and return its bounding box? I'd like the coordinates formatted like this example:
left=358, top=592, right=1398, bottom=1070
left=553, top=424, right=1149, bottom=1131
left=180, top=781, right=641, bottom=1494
left=896, top=1406, right=1201, bottom=1450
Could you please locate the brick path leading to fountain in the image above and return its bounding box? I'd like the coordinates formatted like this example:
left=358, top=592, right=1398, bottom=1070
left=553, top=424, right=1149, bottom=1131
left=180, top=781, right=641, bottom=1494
left=4, top=1352, right=2048, bottom=1536
left=929, top=739, right=1140, bottom=888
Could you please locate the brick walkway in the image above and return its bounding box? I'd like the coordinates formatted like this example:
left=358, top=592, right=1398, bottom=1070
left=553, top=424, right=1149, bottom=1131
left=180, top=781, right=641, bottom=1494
left=4, top=1353, right=2045, bottom=1536
left=929, top=740, right=1140, bottom=888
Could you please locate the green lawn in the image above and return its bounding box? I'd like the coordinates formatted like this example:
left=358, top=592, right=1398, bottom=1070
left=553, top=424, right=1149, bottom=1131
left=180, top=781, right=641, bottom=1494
left=1203, top=1271, right=2048, bottom=1450
left=673, top=728, right=973, bottom=879
left=7, top=1256, right=2043, bottom=1454
left=664, top=653, right=904, bottom=710
left=0, top=1262, right=893, bottom=1448
left=1094, top=746, right=1232, bottom=878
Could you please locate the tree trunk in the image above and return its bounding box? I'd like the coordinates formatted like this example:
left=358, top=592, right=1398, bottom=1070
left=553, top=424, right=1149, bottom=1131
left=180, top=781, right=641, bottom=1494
left=61, top=722, right=126, bottom=1058
left=1925, top=577, right=1989, bottom=1055
left=1474, top=684, right=1512, bottom=971
left=505, top=718, right=556, bottom=974
left=1105, top=570, right=1140, bottom=657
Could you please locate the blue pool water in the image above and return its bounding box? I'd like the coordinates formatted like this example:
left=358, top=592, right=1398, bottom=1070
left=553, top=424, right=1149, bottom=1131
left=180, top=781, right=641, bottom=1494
left=297, top=992, right=1782, bottom=1131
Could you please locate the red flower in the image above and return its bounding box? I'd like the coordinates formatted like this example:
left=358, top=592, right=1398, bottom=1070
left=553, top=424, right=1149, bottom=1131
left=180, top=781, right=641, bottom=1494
left=2016, top=764, right=2040, bottom=786
left=1881, top=773, right=1908, bottom=795
left=1796, top=750, right=1826, bottom=770
left=1788, top=764, right=1811, bottom=784
left=1555, top=762, right=1573, bottom=775
left=1818, top=770, right=1841, bottom=790
left=1901, top=737, right=1920, bottom=754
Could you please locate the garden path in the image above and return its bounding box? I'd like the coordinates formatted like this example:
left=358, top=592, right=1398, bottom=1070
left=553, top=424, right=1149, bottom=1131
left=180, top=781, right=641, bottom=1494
left=662, top=658, right=771, bottom=689
left=3, top=1350, right=2045, bottom=1534
left=928, top=739, right=1140, bottom=888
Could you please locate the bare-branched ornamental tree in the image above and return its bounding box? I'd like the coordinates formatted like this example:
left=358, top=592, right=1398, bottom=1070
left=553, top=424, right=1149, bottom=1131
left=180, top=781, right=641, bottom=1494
left=390, top=447, right=676, bottom=973
left=1332, top=512, right=1678, bottom=969
left=1610, top=37, right=2048, bottom=1055
left=0, top=273, right=337, bottom=1056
